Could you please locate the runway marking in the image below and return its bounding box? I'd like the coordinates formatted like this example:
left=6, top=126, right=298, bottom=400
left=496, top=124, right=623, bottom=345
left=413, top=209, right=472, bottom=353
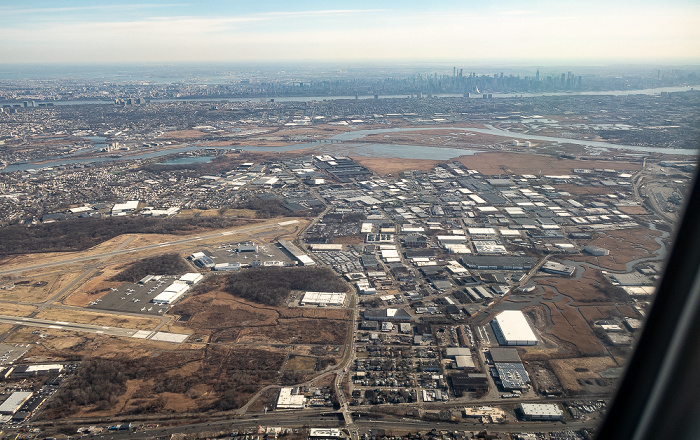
left=132, top=330, right=151, bottom=339
left=149, top=332, right=189, bottom=343
left=48, top=325, right=62, bottom=329
left=278, top=220, right=300, bottom=226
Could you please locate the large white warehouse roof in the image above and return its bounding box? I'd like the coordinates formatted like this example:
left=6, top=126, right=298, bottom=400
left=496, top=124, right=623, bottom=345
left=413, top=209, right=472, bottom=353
left=492, top=310, right=538, bottom=346
left=152, top=283, right=189, bottom=305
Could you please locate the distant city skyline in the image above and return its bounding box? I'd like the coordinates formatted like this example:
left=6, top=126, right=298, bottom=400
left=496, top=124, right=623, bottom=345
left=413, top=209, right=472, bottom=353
left=1, top=0, right=699, bottom=64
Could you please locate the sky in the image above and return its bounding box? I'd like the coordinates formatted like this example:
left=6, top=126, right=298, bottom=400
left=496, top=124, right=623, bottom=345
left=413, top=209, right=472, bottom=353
left=1, top=0, right=699, bottom=64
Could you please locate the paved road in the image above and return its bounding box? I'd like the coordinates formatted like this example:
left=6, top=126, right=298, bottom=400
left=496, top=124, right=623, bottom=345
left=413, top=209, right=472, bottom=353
left=46, top=407, right=598, bottom=439
left=44, top=409, right=343, bottom=439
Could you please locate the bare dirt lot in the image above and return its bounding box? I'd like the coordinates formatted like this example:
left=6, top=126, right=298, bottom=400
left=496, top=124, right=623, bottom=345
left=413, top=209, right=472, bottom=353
left=549, top=356, right=619, bottom=394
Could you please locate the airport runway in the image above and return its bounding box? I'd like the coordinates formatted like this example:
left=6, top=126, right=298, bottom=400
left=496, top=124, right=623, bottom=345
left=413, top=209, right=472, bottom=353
left=0, top=314, right=189, bottom=343
left=0, top=314, right=137, bottom=337
left=0, top=220, right=300, bottom=277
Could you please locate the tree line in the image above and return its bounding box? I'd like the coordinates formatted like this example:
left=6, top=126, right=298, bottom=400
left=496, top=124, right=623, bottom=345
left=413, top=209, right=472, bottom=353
left=223, top=266, right=348, bottom=306
left=109, top=253, right=194, bottom=282
left=0, top=216, right=249, bottom=255
left=43, top=359, right=127, bottom=417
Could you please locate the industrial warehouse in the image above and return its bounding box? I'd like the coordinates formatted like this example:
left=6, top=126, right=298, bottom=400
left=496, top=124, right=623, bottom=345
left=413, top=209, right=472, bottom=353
left=519, top=403, right=565, bottom=421
left=299, top=292, right=347, bottom=307
left=491, top=310, right=538, bottom=346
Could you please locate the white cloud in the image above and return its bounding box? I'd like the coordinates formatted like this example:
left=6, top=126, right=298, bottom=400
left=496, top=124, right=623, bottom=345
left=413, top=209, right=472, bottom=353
left=0, top=3, right=186, bottom=15
left=0, top=3, right=698, bottom=63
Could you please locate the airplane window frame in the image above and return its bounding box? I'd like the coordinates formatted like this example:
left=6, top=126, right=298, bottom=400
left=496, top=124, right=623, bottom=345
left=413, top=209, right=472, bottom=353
left=595, top=166, right=700, bottom=440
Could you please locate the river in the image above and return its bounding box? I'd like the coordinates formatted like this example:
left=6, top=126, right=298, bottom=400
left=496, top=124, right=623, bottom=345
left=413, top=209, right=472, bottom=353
left=3, top=123, right=697, bottom=173
left=3, top=85, right=698, bottom=107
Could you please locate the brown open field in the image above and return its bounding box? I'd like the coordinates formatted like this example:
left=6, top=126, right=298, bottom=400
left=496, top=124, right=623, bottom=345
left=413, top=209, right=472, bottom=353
left=617, top=205, right=650, bottom=215
left=284, top=355, right=318, bottom=371
left=350, top=156, right=441, bottom=175
left=0, top=272, right=78, bottom=304
left=457, top=152, right=641, bottom=175
left=351, top=149, right=637, bottom=177
left=543, top=300, right=605, bottom=356
left=553, top=183, right=620, bottom=196
left=580, top=304, right=641, bottom=322
left=172, top=290, right=350, bottom=346
left=0, top=302, right=37, bottom=316
left=63, top=268, right=122, bottom=307
left=359, top=129, right=508, bottom=149
left=536, top=268, right=617, bottom=304
left=567, top=227, right=663, bottom=271
left=549, top=356, right=618, bottom=394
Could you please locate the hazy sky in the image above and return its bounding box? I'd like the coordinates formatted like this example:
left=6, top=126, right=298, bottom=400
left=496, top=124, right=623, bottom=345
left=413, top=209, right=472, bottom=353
left=1, top=0, right=699, bottom=64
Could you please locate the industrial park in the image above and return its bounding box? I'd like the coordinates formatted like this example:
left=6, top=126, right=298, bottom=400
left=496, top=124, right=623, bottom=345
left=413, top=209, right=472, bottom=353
left=0, top=62, right=696, bottom=440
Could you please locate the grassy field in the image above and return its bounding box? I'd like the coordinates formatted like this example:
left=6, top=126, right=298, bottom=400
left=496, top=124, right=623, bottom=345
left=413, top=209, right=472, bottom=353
left=0, top=303, right=37, bottom=317
left=0, top=272, right=80, bottom=304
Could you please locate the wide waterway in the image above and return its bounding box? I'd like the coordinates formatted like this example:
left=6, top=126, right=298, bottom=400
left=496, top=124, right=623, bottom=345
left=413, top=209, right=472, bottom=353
left=2, top=85, right=698, bottom=107
left=3, top=124, right=697, bottom=173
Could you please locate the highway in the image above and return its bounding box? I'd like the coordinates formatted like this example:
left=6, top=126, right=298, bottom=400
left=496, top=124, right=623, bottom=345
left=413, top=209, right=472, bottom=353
left=47, top=406, right=598, bottom=439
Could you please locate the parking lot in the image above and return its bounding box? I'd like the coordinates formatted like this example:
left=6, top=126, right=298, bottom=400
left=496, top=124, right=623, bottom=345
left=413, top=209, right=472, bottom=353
left=0, top=344, right=30, bottom=366
left=310, top=247, right=363, bottom=274
left=88, top=275, right=182, bottom=315
left=201, top=241, right=294, bottom=267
